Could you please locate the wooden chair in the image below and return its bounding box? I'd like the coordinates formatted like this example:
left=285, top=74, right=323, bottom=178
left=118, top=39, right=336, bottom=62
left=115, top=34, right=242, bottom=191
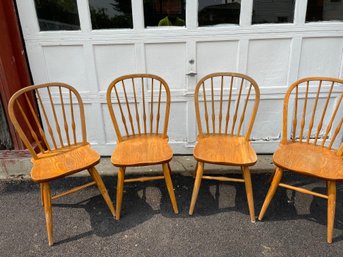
left=189, top=72, right=260, bottom=222
left=258, top=77, right=343, bottom=243
left=106, top=74, right=178, bottom=220
left=8, top=83, right=115, bottom=246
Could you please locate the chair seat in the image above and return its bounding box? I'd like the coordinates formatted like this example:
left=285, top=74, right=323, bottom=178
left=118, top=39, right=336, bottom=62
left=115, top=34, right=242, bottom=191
left=111, top=135, right=173, bottom=167
left=31, top=144, right=100, bottom=182
left=193, top=135, right=257, bottom=166
left=273, top=142, right=343, bottom=181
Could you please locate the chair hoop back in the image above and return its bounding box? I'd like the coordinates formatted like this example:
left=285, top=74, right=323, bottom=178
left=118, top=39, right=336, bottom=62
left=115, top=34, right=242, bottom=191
left=194, top=72, right=260, bottom=140
left=282, top=77, right=343, bottom=155
left=106, top=74, right=171, bottom=142
left=8, top=83, right=87, bottom=159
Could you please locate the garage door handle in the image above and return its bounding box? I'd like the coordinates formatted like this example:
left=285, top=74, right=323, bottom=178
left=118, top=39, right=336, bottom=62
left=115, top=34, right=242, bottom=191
left=186, top=72, right=197, bottom=76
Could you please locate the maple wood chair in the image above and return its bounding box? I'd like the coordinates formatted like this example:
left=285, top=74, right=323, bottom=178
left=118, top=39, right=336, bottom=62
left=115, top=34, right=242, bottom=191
left=106, top=74, right=178, bottom=220
left=258, top=77, right=343, bottom=243
left=189, top=72, right=260, bottom=222
left=8, top=83, right=115, bottom=246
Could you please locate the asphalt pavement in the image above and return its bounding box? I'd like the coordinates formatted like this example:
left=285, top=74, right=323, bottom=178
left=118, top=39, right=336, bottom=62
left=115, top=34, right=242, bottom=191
left=0, top=172, right=342, bottom=257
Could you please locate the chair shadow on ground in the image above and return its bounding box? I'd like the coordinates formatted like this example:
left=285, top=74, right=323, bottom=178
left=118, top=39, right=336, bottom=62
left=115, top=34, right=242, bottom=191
left=49, top=174, right=230, bottom=245
left=50, top=175, right=159, bottom=245
left=254, top=172, right=343, bottom=242
left=165, top=172, right=343, bottom=242
left=46, top=172, right=342, bottom=244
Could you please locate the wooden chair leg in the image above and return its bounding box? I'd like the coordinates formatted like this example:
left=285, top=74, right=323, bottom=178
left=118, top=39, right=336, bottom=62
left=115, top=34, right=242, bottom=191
left=242, top=166, right=255, bottom=222
left=40, top=183, right=44, bottom=206
left=42, top=182, right=53, bottom=246
left=162, top=163, right=179, bottom=214
left=189, top=161, right=204, bottom=215
left=88, top=167, right=116, bottom=217
left=167, top=163, right=172, bottom=176
left=327, top=181, right=336, bottom=244
left=268, top=170, right=276, bottom=184
left=116, top=167, right=125, bottom=220
left=258, top=167, right=283, bottom=221
left=192, top=162, right=198, bottom=178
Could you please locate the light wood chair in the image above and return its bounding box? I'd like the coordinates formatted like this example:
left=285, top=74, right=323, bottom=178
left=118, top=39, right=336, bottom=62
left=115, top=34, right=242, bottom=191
left=258, top=77, right=343, bottom=243
left=189, top=72, right=260, bottom=222
left=106, top=74, right=178, bottom=220
left=8, top=83, right=115, bottom=246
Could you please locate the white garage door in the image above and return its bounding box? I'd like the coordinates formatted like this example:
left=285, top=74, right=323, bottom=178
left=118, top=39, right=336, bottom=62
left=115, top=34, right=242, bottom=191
left=16, top=0, right=343, bottom=155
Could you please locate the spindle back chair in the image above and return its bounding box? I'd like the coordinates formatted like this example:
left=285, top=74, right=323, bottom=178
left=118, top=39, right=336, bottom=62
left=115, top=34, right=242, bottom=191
left=195, top=72, right=260, bottom=139
left=258, top=77, right=343, bottom=243
left=282, top=77, right=343, bottom=151
left=107, top=74, right=178, bottom=220
left=107, top=73, right=170, bottom=141
left=189, top=72, right=260, bottom=222
left=8, top=83, right=115, bottom=246
left=9, top=83, right=87, bottom=159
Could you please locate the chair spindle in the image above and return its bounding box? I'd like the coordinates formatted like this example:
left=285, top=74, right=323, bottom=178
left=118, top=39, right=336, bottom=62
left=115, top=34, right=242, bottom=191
left=122, top=81, right=135, bottom=136
left=69, top=90, right=77, bottom=145
left=150, top=78, right=154, bottom=134
left=307, top=81, right=322, bottom=143
left=299, top=81, right=309, bottom=143
left=292, top=86, right=299, bottom=142
left=238, top=83, right=252, bottom=136
left=225, top=76, right=234, bottom=134
left=321, top=93, right=343, bottom=147
left=202, top=83, right=210, bottom=134
left=132, top=78, right=141, bottom=135
left=24, top=92, right=51, bottom=151
left=47, top=87, right=64, bottom=147
left=314, top=81, right=335, bottom=145
left=58, top=86, right=71, bottom=146
left=211, top=78, right=215, bottom=133
left=142, top=78, right=147, bottom=134
left=114, top=86, right=129, bottom=136
left=218, top=76, right=224, bottom=134
left=231, top=78, right=244, bottom=134
left=36, top=89, right=58, bottom=149
left=156, top=82, right=162, bottom=133
left=16, top=101, right=45, bottom=153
